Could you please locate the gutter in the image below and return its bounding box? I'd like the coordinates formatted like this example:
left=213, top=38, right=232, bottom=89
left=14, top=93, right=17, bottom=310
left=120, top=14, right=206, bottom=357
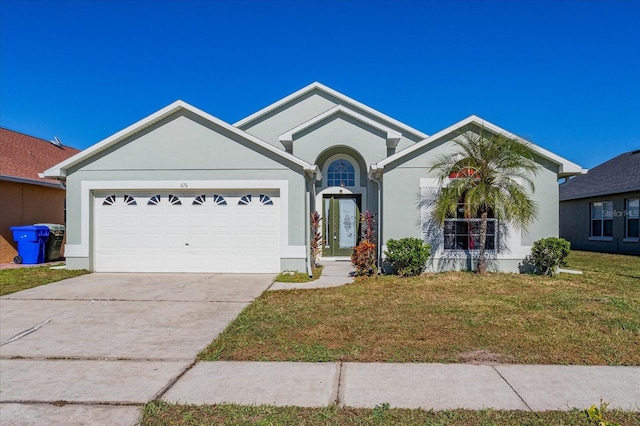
left=1, top=174, right=66, bottom=190
left=305, top=166, right=322, bottom=277
left=368, top=165, right=384, bottom=274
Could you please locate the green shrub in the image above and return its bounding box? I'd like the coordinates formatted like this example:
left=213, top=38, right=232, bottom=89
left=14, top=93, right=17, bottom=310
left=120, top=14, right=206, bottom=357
left=384, top=238, right=431, bottom=277
left=530, top=237, right=570, bottom=276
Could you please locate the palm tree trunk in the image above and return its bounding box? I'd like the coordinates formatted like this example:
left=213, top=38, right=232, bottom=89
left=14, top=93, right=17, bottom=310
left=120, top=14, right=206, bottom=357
left=477, top=210, right=488, bottom=274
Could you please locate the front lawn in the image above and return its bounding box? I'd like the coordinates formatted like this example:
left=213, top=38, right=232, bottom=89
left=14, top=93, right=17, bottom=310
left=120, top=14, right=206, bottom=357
left=142, top=402, right=640, bottom=425
left=0, top=265, right=90, bottom=296
left=199, top=251, right=639, bottom=365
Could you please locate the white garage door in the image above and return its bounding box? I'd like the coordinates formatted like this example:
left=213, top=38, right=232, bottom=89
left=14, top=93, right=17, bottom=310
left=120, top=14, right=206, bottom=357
left=93, top=192, right=280, bottom=273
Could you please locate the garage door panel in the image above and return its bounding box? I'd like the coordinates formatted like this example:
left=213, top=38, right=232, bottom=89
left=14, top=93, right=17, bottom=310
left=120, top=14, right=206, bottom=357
left=94, top=192, right=281, bottom=273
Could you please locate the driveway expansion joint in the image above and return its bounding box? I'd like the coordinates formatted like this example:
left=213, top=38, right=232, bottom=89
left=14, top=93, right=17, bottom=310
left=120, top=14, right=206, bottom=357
left=335, top=361, right=344, bottom=405
left=0, top=400, right=144, bottom=407
left=151, top=359, right=199, bottom=401
left=492, top=365, right=532, bottom=411
left=0, top=356, right=194, bottom=362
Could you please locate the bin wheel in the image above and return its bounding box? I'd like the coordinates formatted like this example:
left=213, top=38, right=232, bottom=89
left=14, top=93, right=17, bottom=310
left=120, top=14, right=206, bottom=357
left=14, top=255, right=23, bottom=264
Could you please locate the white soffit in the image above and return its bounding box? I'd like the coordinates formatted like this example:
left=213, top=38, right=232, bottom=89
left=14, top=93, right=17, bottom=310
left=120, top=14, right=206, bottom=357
left=278, top=105, right=402, bottom=150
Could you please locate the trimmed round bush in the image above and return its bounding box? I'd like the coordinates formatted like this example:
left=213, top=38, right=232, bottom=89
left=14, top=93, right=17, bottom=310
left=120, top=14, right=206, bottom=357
left=384, top=238, right=431, bottom=277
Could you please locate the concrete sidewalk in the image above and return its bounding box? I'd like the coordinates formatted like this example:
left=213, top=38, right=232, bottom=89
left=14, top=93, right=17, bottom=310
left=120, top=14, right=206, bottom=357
left=269, top=259, right=355, bottom=290
left=163, top=361, right=640, bottom=411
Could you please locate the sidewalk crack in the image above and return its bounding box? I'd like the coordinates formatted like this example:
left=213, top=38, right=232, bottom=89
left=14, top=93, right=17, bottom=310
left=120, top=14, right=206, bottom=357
left=492, top=365, right=532, bottom=411
left=0, top=300, right=95, bottom=347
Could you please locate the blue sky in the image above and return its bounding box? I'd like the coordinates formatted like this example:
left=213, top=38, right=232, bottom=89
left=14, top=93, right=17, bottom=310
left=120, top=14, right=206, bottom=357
left=1, top=0, right=638, bottom=169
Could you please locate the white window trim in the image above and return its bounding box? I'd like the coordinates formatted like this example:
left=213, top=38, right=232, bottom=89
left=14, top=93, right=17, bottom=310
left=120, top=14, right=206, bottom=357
left=625, top=198, right=639, bottom=241
left=443, top=217, right=498, bottom=252
left=321, top=153, right=361, bottom=189
left=588, top=236, right=614, bottom=242
left=590, top=201, right=613, bottom=239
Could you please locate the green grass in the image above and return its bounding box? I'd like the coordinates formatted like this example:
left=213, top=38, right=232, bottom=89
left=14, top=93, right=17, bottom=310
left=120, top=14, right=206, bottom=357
left=564, top=250, right=640, bottom=277
left=0, top=265, right=90, bottom=296
left=199, top=251, right=639, bottom=365
left=275, top=266, right=323, bottom=283
left=141, top=401, right=640, bottom=425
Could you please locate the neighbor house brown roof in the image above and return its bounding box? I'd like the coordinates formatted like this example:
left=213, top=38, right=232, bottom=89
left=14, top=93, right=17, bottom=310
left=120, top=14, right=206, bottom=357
left=0, top=127, right=80, bottom=187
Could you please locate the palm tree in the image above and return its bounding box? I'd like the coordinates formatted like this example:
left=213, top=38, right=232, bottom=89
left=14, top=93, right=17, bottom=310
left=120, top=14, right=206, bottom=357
left=429, top=127, right=541, bottom=274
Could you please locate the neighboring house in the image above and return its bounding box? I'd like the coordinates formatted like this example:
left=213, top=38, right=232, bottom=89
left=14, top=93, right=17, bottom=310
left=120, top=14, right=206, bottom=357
left=0, top=128, right=80, bottom=263
left=559, top=150, right=640, bottom=255
left=44, top=83, right=583, bottom=273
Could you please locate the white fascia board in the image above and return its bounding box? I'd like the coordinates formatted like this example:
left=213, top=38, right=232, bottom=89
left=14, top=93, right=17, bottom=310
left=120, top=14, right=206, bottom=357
left=374, top=115, right=585, bottom=177
left=234, top=82, right=428, bottom=140
left=43, top=100, right=317, bottom=179
left=279, top=105, right=403, bottom=150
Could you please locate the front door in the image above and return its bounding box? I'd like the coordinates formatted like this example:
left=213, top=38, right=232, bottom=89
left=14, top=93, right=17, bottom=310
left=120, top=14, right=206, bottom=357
left=322, top=194, right=361, bottom=256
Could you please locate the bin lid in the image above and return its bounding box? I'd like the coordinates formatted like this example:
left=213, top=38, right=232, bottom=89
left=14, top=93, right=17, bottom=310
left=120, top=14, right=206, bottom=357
left=11, top=225, right=50, bottom=231
left=34, top=223, right=65, bottom=231
left=10, top=225, right=49, bottom=237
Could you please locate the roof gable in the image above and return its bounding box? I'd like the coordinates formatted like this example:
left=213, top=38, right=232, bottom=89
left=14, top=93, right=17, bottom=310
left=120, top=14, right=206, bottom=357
left=559, top=150, right=640, bottom=200
left=0, top=128, right=80, bottom=187
left=278, top=105, right=402, bottom=151
left=371, top=115, right=584, bottom=178
left=44, top=101, right=319, bottom=179
left=234, top=82, right=427, bottom=142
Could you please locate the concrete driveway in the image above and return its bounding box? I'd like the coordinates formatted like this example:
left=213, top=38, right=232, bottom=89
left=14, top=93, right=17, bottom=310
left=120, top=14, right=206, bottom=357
left=0, top=273, right=272, bottom=425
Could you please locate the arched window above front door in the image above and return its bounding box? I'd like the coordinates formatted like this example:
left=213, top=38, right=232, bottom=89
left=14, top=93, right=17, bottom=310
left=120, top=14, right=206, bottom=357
left=327, top=159, right=355, bottom=187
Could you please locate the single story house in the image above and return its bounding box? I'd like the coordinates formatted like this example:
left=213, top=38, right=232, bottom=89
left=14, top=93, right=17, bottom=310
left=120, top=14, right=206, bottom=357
left=44, top=83, right=583, bottom=273
left=0, top=128, right=80, bottom=263
left=559, top=150, right=640, bottom=255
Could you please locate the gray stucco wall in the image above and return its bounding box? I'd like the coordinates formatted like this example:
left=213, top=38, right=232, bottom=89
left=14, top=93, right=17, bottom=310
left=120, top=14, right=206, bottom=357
left=64, top=111, right=309, bottom=271
left=238, top=89, right=422, bottom=156
left=520, top=157, right=561, bottom=245
left=381, top=128, right=564, bottom=271
left=560, top=191, right=640, bottom=255
left=293, top=114, right=388, bottom=166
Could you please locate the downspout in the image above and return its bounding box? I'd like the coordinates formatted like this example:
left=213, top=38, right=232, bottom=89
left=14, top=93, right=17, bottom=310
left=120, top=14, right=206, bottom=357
left=369, top=165, right=383, bottom=274
left=304, top=166, right=322, bottom=277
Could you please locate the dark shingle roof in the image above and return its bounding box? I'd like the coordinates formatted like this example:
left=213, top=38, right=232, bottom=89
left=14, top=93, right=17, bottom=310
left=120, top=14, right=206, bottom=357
left=0, top=128, right=80, bottom=187
left=559, top=150, right=640, bottom=201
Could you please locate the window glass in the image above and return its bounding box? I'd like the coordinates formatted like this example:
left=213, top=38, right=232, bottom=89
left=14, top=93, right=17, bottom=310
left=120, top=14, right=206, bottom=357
left=443, top=203, right=496, bottom=251
left=591, top=201, right=613, bottom=238
left=327, top=159, right=355, bottom=187
left=626, top=199, right=639, bottom=239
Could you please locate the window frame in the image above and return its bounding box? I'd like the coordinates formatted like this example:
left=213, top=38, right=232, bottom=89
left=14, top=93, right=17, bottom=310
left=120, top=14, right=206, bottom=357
left=443, top=203, right=497, bottom=252
left=589, top=201, right=613, bottom=241
left=624, top=198, right=639, bottom=242
left=326, top=159, right=356, bottom=187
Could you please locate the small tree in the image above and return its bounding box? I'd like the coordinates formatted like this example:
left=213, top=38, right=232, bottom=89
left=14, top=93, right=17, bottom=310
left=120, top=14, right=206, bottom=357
left=351, top=211, right=377, bottom=275
left=429, top=127, right=541, bottom=274
left=310, top=211, right=323, bottom=269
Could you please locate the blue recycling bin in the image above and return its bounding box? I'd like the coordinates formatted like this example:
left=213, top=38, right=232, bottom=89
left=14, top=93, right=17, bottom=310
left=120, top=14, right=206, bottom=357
left=10, top=226, right=50, bottom=264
